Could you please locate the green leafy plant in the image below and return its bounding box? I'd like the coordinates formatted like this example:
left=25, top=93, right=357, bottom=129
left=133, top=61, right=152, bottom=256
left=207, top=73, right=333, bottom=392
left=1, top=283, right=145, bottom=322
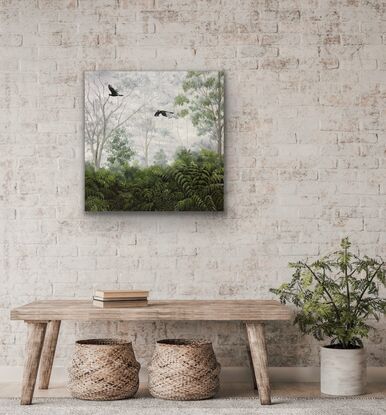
left=164, top=149, right=224, bottom=211
left=270, top=238, right=386, bottom=349
left=85, top=148, right=224, bottom=211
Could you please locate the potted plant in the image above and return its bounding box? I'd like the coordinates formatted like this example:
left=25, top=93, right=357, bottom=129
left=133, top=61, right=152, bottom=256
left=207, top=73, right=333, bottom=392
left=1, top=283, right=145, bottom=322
left=270, top=238, right=386, bottom=396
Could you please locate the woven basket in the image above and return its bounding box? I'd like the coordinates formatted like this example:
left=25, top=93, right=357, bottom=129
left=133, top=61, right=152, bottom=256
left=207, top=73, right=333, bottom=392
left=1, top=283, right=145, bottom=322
left=68, top=339, right=140, bottom=401
left=148, top=339, right=221, bottom=401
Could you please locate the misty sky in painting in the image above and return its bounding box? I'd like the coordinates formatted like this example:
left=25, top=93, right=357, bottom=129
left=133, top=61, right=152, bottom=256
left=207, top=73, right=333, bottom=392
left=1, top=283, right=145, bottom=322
left=85, top=71, right=220, bottom=168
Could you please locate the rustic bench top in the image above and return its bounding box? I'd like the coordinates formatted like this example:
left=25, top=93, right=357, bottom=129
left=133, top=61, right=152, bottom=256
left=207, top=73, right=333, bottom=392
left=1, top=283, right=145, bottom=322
left=11, top=299, right=292, bottom=322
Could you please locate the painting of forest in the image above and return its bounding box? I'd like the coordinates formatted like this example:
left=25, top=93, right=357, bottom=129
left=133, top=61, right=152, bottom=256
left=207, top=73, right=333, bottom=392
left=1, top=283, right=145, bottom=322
left=84, top=71, right=224, bottom=212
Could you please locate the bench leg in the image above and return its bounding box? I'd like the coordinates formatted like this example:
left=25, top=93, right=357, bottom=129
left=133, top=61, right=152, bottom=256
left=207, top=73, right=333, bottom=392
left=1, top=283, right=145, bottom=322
left=246, top=347, right=258, bottom=390
left=38, top=320, right=61, bottom=389
left=245, top=322, right=271, bottom=405
left=21, top=322, right=47, bottom=405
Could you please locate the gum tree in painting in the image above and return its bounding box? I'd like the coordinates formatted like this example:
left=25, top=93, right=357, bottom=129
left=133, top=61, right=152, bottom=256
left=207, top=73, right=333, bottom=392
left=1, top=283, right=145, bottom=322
left=175, top=71, right=225, bottom=155
left=84, top=71, right=224, bottom=212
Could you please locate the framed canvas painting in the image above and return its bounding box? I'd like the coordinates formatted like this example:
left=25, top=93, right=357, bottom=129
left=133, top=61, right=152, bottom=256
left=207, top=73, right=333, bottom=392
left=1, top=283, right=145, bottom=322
left=84, top=71, right=224, bottom=212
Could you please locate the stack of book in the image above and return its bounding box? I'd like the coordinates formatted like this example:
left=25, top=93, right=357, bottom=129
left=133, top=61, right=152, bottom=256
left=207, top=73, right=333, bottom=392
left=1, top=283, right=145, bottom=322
left=92, top=290, right=149, bottom=308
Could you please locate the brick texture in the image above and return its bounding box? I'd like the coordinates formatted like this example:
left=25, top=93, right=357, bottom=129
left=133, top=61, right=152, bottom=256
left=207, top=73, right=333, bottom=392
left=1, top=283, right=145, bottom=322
left=0, top=0, right=385, bottom=368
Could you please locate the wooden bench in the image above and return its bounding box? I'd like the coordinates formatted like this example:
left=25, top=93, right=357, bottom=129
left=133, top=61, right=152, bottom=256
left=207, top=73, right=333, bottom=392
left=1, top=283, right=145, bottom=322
left=10, top=299, right=292, bottom=406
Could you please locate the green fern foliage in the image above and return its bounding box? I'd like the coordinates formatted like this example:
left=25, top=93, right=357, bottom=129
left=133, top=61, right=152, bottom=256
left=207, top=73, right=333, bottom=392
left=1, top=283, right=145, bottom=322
left=85, top=149, right=224, bottom=212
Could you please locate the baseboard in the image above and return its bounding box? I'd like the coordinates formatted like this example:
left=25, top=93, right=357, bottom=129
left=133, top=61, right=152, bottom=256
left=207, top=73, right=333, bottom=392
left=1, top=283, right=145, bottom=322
left=1, top=366, right=385, bottom=383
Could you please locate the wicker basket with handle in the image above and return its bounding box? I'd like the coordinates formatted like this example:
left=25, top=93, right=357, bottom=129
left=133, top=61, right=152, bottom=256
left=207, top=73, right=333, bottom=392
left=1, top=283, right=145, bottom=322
left=68, top=338, right=140, bottom=401
left=148, top=339, right=221, bottom=400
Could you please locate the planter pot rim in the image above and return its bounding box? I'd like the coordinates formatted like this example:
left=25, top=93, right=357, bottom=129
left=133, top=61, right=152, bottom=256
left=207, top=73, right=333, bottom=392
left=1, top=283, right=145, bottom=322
left=320, top=345, right=364, bottom=351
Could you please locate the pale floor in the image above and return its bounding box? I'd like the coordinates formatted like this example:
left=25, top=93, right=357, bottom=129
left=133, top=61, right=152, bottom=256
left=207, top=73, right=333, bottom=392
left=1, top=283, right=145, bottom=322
left=0, top=382, right=385, bottom=399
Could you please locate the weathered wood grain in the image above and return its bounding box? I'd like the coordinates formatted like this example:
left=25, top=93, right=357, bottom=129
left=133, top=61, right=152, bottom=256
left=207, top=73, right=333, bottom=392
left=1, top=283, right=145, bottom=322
left=38, top=320, right=61, bottom=390
left=246, top=347, right=258, bottom=390
left=245, top=322, right=271, bottom=405
left=21, top=322, right=47, bottom=405
left=10, top=300, right=292, bottom=321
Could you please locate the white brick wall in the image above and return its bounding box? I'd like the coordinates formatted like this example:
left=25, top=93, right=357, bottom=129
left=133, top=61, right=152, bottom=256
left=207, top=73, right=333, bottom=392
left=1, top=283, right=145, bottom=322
left=0, top=0, right=385, bottom=368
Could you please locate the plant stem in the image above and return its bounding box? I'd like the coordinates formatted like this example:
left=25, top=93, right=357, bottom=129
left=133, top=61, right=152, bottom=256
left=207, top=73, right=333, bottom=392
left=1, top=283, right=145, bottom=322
left=344, top=245, right=351, bottom=315
left=302, top=263, right=341, bottom=320
left=353, top=262, right=384, bottom=317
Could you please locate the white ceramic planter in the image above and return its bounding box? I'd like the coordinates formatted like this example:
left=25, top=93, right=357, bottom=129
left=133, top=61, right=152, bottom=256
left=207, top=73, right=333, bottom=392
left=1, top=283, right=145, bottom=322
left=320, top=346, right=366, bottom=396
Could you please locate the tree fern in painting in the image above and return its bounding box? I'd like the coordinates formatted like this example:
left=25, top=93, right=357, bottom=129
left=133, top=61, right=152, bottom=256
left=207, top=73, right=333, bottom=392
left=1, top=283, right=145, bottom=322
left=128, top=166, right=178, bottom=211
left=167, top=163, right=223, bottom=211
left=85, top=149, right=224, bottom=212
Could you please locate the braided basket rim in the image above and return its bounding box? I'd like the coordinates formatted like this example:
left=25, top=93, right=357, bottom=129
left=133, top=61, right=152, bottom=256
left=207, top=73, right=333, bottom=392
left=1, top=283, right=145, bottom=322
left=156, top=339, right=212, bottom=347
left=75, top=338, right=133, bottom=347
